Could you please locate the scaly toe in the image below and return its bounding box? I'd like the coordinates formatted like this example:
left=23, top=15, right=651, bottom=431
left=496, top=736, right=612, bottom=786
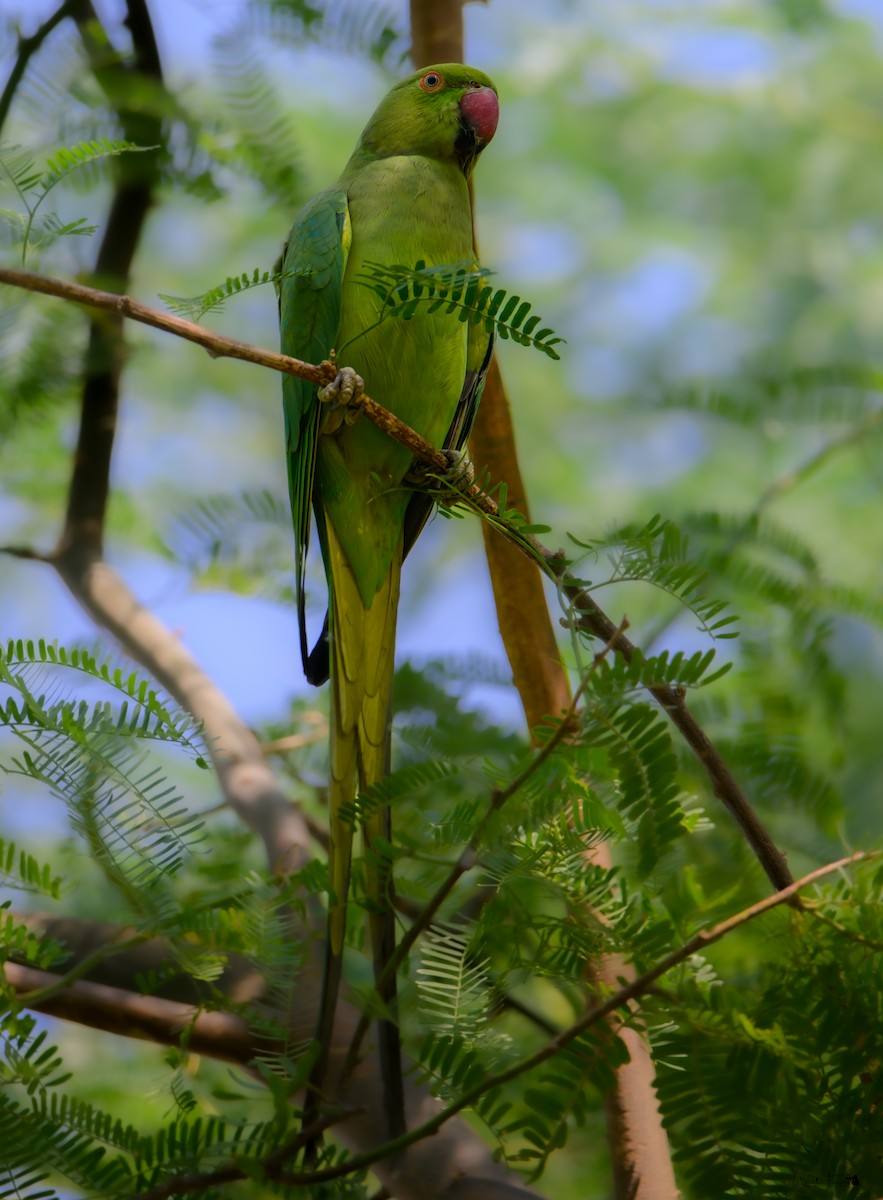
left=440, top=448, right=475, bottom=491
left=318, top=367, right=364, bottom=410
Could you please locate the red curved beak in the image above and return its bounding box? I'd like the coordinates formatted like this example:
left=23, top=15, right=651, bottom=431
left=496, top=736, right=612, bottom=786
left=460, top=86, right=499, bottom=146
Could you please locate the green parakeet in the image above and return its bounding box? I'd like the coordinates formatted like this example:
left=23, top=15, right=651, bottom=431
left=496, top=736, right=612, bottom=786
left=279, top=63, right=499, bottom=1134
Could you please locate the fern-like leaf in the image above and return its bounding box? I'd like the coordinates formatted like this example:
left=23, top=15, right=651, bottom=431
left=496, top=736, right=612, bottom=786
left=417, top=924, right=491, bottom=1040
left=0, top=838, right=63, bottom=898
left=0, top=139, right=155, bottom=263
left=353, top=259, right=565, bottom=360
left=160, top=268, right=305, bottom=324
left=0, top=641, right=207, bottom=898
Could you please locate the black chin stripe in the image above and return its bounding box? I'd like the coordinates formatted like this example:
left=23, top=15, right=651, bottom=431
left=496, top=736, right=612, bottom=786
left=454, top=121, right=479, bottom=174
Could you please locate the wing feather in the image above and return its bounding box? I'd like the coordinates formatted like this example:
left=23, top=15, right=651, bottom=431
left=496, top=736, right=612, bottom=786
left=400, top=323, right=495, bottom=559
left=280, top=188, right=350, bottom=671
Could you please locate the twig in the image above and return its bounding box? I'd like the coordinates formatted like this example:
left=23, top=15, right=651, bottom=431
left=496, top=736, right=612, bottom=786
left=13, top=929, right=151, bottom=1007
left=0, top=1, right=85, bottom=133
left=125, top=1111, right=355, bottom=1200
left=561, top=582, right=793, bottom=890
left=0, top=264, right=791, bottom=890
left=261, top=712, right=328, bottom=755
left=0, top=266, right=476, bottom=497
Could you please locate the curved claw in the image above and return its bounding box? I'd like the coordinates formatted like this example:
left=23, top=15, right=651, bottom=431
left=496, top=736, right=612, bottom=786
left=318, top=367, right=365, bottom=429
left=406, top=448, right=475, bottom=493
left=440, top=447, right=475, bottom=491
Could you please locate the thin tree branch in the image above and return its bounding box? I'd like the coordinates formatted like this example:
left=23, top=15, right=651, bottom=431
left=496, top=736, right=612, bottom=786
left=125, top=1112, right=359, bottom=1200
left=563, top=582, right=793, bottom=890
left=4, top=961, right=255, bottom=1062
left=0, top=1, right=86, bottom=133
left=271, top=851, right=870, bottom=1190
left=0, top=264, right=791, bottom=891
left=59, top=0, right=163, bottom=560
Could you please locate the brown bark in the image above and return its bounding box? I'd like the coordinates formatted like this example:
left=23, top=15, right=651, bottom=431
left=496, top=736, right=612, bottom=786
left=409, top=0, right=467, bottom=66
left=469, top=355, right=572, bottom=729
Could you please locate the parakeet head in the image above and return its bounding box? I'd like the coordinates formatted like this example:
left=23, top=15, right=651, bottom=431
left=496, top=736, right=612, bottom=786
left=358, top=63, right=498, bottom=175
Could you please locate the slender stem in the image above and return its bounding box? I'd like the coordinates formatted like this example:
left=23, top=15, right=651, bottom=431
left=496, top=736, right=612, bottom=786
left=754, top=407, right=883, bottom=513
left=13, top=930, right=151, bottom=1007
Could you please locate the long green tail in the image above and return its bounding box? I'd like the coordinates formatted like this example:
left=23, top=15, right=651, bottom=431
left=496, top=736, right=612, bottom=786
left=304, top=517, right=405, bottom=1141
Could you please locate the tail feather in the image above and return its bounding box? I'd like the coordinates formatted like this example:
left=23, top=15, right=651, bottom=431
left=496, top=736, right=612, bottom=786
left=306, top=518, right=405, bottom=1142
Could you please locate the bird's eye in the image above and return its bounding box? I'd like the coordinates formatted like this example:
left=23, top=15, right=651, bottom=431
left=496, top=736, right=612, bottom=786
left=420, top=71, right=443, bottom=92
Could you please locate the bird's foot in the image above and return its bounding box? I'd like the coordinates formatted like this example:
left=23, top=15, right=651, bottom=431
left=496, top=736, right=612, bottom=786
left=441, top=447, right=476, bottom=491
left=318, top=366, right=364, bottom=431
left=406, top=447, right=475, bottom=494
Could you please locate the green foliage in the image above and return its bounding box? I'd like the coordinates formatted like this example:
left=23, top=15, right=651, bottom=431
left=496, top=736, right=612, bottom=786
left=417, top=923, right=491, bottom=1039
left=220, top=0, right=408, bottom=69
left=2, top=3, right=883, bottom=1199
left=564, top=514, right=739, bottom=645
left=0, top=300, right=86, bottom=438
left=0, top=838, right=62, bottom=898
left=652, top=865, right=883, bottom=1198
left=0, top=139, right=154, bottom=264
left=0, top=640, right=207, bottom=898
left=160, top=267, right=300, bottom=324
left=353, top=259, right=565, bottom=359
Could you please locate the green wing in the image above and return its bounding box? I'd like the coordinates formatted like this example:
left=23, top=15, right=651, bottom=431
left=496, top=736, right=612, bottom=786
left=279, top=186, right=350, bottom=672
left=304, top=309, right=495, bottom=689
left=401, top=320, right=494, bottom=560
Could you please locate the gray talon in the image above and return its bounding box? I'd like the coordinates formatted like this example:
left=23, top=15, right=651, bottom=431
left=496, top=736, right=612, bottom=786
left=406, top=448, right=475, bottom=493
left=440, top=448, right=475, bottom=490
left=318, top=367, right=364, bottom=426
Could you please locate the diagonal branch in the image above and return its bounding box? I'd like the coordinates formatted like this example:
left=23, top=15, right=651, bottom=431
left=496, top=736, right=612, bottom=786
left=0, top=264, right=791, bottom=890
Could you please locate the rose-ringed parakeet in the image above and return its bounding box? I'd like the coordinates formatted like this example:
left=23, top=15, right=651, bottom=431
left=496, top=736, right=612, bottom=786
left=279, top=63, right=499, bottom=1135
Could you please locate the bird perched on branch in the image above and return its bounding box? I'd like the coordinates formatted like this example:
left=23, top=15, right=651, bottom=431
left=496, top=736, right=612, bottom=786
left=279, top=62, right=498, bottom=1139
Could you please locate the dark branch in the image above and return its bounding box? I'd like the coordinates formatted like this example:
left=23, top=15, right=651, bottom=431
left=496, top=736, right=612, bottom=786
left=4, top=962, right=255, bottom=1062
left=0, top=1, right=86, bottom=133
left=561, top=584, right=793, bottom=889
left=59, top=0, right=164, bottom=562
